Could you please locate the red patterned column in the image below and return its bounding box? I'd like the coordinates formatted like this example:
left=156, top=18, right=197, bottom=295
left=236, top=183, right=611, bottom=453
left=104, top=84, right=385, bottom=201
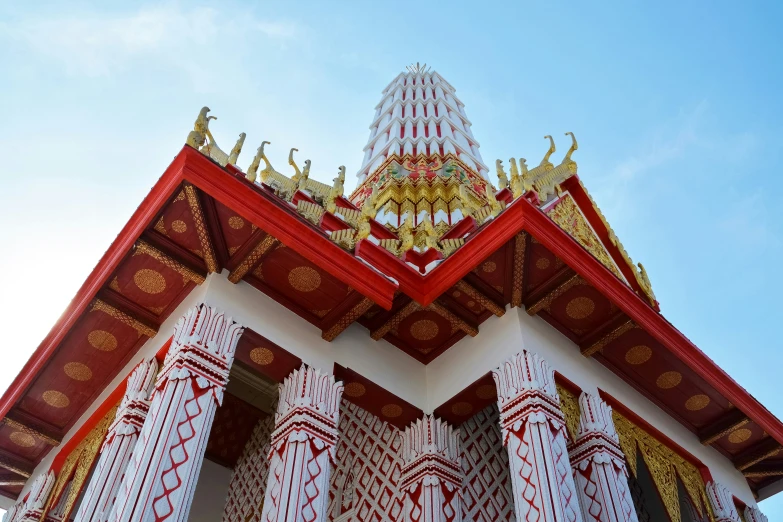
left=569, top=393, right=637, bottom=522
left=74, top=358, right=158, bottom=522
left=108, top=304, right=244, bottom=522
left=260, top=365, right=343, bottom=522
left=705, top=481, right=741, bottom=522
left=492, top=350, right=583, bottom=522
left=400, top=415, right=463, bottom=522
left=745, top=505, right=768, bottom=522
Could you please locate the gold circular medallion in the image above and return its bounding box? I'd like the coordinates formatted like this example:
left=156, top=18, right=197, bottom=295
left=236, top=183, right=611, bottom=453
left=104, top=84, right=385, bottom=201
left=171, top=220, right=187, bottom=233
left=344, top=382, right=366, bottom=398
left=451, top=402, right=473, bottom=416
left=728, top=428, right=752, bottom=444
left=482, top=261, right=497, bottom=273
left=475, top=384, right=497, bottom=400
left=466, top=300, right=476, bottom=308
left=410, top=319, right=439, bottom=341
left=288, top=266, right=321, bottom=292
left=536, top=257, right=551, bottom=270
left=381, top=404, right=402, bottom=418
left=656, top=371, right=682, bottom=389
left=9, top=432, right=36, bottom=448
left=88, top=330, right=118, bottom=352
left=133, top=269, right=166, bottom=294
left=453, top=291, right=462, bottom=298
left=42, top=390, right=70, bottom=409
left=228, top=216, right=245, bottom=230
left=249, top=347, right=274, bottom=366
left=64, top=362, right=93, bottom=381
left=565, top=296, right=595, bottom=320
left=625, top=345, right=652, bottom=365
left=685, top=394, right=710, bottom=411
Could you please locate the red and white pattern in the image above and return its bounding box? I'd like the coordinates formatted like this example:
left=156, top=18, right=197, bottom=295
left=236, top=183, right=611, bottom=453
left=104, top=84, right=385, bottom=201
left=328, top=401, right=405, bottom=522
left=492, top=350, right=583, bottom=522
left=460, top=404, right=515, bottom=522
left=261, top=365, right=343, bottom=522
left=705, top=482, right=741, bottom=522
left=5, top=471, right=56, bottom=522
left=400, top=416, right=462, bottom=522
left=745, top=505, right=768, bottom=522
left=108, top=304, right=244, bottom=522
left=75, top=358, right=158, bottom=522
left=221, top=415, right=275, bottom=522
left=568, top=393, right=637, bottom=522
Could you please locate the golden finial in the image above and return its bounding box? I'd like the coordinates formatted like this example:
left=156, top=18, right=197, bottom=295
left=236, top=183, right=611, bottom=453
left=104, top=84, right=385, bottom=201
left=399, top=214, right=415, bottom=252
left=356, top=185, right=379, bottom=241
left=325, top=166, right=346, bottom=214
left=289, top=148, right=301, bottom=182
left=509, top=158, right=523, bottom=198
left=495, top=159, right=509, bottom=190
left=186, top=106, right=216, bottom=149
left=637, top=262, right=657, bottom=305
left=228, top=133, right=246, bottom=165
left=246, top=140, right=270, bottom=182
left=561, top=132, right=578, bottom=172
left=485, top=184, right=502, bottom=216
left=540, top=135, right=556, bottom=168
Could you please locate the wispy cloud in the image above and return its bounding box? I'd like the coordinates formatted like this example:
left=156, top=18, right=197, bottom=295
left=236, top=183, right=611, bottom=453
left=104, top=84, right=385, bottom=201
left=1, top=4, right=302, bottom=82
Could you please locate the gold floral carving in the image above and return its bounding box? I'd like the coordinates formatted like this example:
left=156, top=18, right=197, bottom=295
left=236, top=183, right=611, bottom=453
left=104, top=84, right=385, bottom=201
left=1, top=417, right=59, bottom=446
left=133, top=268, right=166, bottom=295
left=87, top=329, right=118, bottom=352
left=134, top=240, right=205, bottom=285
left=381, top=404, right=403, bottom=418
left=556, top=383, right=580, bottom=442
left=656, top=371, right=682, bottom=389
left=685, top=395, right=710, bottom=411
left=511, top=233, right=527, bottom=308
left=321, top=297, right=374, bottom=342
left=42, top=405, right=118, bottom=521
left=288, top=266, right=321, bottom=292
left=64, top=362, right=93, bottom=382
left=547, top=195, right=623, bottom=280
left=183, top=184, right=218, bottom=273
left=344, top=383, right=366, bottom=398
left=9, top=432, right=36, bottom=448
left=249, top=348, right=274, bottom=366
left=371, top=301, right=420, bottom=340
left=228, top=235, right=278, bottom=284
left=428, top=301, right=478, bottom=337
left=91, top=299, right=157, bottom=338
left=154, top=216, right=168, bottom=236
left=171, top=220, right=187, bottom=233
left=582, top=319, right=637, bottom=358
left=527, top=273, right=584, bottom=316
left=536, top=257, right=550, bottom=270
left=613, top=411, right=710, bottom=522
left=625, top=344, right=652, bottom=365
left=228, top=216, right=245, bottom=229
left=42, top=390, right=70, bottom=409
left=455, top=280, right=505, bottom=317
left=475, top=384, right=497, bottom=400
left=451, top=402, right=473, bottom=416
left=565, top=296, right=595, bottom=320
left=410, top=319, right=439, bottom=341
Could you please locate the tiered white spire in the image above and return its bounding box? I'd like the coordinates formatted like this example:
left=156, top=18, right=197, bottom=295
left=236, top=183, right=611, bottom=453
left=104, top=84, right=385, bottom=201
left=357, top=64, right=488, bottom=181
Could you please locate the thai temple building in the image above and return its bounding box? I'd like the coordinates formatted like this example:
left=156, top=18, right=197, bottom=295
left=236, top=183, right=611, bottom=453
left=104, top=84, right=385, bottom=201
left=2, top=63, right=781, bottom=522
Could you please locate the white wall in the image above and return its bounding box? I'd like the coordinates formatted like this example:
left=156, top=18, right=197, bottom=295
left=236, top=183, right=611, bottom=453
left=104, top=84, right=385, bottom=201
left=426, top=307, right=759, bottom=507
left=187, top=459, right=232, bottom=522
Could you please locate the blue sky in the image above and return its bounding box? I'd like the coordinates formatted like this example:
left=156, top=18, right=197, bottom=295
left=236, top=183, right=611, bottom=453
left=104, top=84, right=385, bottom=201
left=1, top=0, right=782, bottom=515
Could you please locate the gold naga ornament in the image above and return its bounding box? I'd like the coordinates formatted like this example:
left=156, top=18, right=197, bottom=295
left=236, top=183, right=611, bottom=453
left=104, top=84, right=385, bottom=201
left=185, top=106, right=246, bottom=168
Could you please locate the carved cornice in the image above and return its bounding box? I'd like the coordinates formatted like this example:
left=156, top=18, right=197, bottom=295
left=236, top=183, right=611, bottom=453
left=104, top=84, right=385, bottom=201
left=699, top=408, right=751, bottom=446
left=183, top=184, right=219, bottom=273
left=134, top=239, right=205, bottom=284
left=581, top=318, right=636, bottom=357
left=1, top=415, right=60, bottom=446
left=321, top=296, right=374, bottom=342
left=91, top=299, right=158, bottom=338
left=526, top=272, right=583, bottom=315
left=734, top=437, right=782, bottom=471
left=511, top=232, right=527, bottom=308
left=454, top=280, right=504, bottom=317
left=228, top=234, right=278, bottom=283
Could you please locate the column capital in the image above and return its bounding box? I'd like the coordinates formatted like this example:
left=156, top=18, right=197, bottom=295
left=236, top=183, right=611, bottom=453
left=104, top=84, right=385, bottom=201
left=14, top=471, right=55, bottom=522
left=745, top=505, right=768, bottom=522
left=706, top=481, right=742, bottom=522
left=569, top=393, right=626, bottom=470
left=107, top=358, right=158, bottom=439
left=400, top=415, right=461, bottom=491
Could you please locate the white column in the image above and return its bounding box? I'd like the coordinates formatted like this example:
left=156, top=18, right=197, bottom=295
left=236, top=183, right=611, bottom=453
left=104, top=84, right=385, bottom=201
left=492, top=350, right=583, bottom=522
left=107, top=304, right=243, bottom=522
left=260, top=365, right=343, bottom=522
left=11, top=471, right=55, bottom=522
left=745, top=505, right=769, bottom=522
left=705, top=482, right=741, bottom=522
left=569, top=393, right=638, bottom=522
left=74, top=358, right=158, bottom=522
left=400, top=416, right=462, bottom=522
